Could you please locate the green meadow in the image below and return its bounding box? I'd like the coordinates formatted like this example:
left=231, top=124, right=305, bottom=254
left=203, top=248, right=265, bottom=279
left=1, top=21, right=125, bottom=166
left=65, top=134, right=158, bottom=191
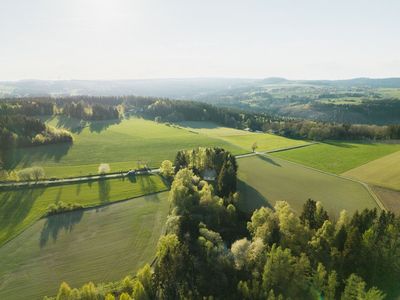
left=0, top=192, right=169, bottom=300
left=7, top=117, right=246, bottom=178
left=237, top=155, right=378, bottom=217
left=6, top=117, right=310, bottom=179
left=271, top=141, right=400, bottom=174
left=0, top=174, right=167, bottom=246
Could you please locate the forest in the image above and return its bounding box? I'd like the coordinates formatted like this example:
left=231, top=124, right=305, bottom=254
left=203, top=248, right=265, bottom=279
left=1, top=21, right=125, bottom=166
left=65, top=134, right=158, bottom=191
left=46, top=147, right=400, bottom=300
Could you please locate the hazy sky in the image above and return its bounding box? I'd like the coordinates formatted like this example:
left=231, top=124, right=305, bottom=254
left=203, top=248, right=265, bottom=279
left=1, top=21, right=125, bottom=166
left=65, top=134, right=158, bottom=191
left=1, top=0, right=400, bottom=80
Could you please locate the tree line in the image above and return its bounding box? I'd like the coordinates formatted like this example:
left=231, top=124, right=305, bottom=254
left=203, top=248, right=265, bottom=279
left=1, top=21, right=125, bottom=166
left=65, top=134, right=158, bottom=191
left=0, top=98, right=122, bottom=121
left=48, top=148, right=399, bottom=300
left=263, top=120, right=400, bottom=141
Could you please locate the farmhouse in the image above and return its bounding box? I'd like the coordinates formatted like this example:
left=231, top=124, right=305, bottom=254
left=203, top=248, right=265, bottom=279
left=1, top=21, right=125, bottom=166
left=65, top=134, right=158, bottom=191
left=202, top=168, right=217, bottom=181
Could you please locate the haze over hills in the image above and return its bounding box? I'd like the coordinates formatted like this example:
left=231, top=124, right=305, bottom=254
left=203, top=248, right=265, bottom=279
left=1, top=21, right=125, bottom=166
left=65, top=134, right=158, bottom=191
left=1, top=77, right=400, bottom=99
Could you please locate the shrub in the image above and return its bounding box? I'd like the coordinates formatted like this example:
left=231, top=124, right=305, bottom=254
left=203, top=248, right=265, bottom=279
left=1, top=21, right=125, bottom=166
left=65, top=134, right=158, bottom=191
left=46, top=201, right=84, bottom=216
left=17, top=166, right=45, bottom=181
left=98, top=163, right=111, bottom=174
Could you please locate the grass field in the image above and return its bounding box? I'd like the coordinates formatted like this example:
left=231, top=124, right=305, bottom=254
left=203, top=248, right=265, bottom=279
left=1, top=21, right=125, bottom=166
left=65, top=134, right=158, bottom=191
left=272, top=141, right=400, bottom=174
left=0, top=192, right=169, bottom=300
left=6, top=116, right=246, bottom=178
left=237, top=155, right=378, bottom=218
left=178, top=121, right=309, bottom=152
left=0, top=174, right=167, bottom=246
left=343, top=150, right=400, bottom=190
left=372, top=186, right=400, bottom=214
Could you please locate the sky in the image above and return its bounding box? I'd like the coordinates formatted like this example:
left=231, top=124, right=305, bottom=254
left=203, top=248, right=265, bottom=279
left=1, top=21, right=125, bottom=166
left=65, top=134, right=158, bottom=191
left=0, top=0, right=400, bottom=81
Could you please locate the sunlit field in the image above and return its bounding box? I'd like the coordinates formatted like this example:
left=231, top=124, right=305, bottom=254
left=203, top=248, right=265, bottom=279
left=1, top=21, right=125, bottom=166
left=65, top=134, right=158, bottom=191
left=237, top=154, right=378, bottom=217
left=0, top=174, right=167, bottom=246
left=272, top=141, right=400, bottom=174
left=0, top=192, right=169, bottom=300
left=6, top=117, right=245, bottom=178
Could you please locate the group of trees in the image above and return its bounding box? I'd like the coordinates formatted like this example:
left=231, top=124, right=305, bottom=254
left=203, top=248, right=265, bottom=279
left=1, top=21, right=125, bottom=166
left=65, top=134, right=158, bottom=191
left=63, top=102, right=121, bottom=121
left=50, top=148, right=400, bottom=300
left=46, top=201, right=84, bottom=216
left=0, top=115, right=73, bottom=148
left=0, top=97, right=122, bottom=121
left=0, top=100, right=54, bottom=116
left=0, top=166, right=45, bottom=182
left=0, top=115, right=73, bottom=171
left=173, top=147, right=238, bottom=198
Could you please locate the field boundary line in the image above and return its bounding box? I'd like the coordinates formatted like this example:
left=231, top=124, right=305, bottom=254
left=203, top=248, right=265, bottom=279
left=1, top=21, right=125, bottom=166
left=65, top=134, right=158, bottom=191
left=235, top=142, right=318, bottom=160
left=341, top=148, right=400, bottom=177
left=257, top=153, right=387, bottom=211
left=263, top=141, right=319, bottom=154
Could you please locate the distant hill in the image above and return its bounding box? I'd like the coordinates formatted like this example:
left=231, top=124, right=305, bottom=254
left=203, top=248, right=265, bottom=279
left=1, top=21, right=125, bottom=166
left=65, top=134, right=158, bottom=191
left=0, top=78, right=258, bottom=99
left=303, top=77, right=400, bottom=88
left=1, top=77, right=400, bottom=99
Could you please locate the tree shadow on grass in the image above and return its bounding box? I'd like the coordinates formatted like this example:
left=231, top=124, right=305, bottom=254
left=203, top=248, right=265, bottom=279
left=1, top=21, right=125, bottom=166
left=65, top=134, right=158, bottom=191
left=177, top=121, right=219, bottom=129
left=323, top=141, right=357, bottom=148
left=56, top=115, right=87, bottom=134
left=39, top=209, right=84, bottom=248
left=128, top=175, right=137, bottom=183
left=237, top=179, right=272, bottom=213
left=3, top=143, right=72, bottom=170
left=98, top=178, right=111, bottom=203
left=89, top=119, right=121, bottom=133
left=258, top=155, right=282, bottom=167
left=0, top=187, right=45, bottom=239
left=76, top=182, right=82, bottom=196
left=137, top=174, right=158, bottom=194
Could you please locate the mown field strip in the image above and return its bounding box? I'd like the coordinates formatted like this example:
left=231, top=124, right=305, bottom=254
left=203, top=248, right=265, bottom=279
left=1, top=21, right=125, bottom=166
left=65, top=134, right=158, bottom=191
left=271, top=141, right=400, bottom=174
left=343, top=149, right=400, bottom=191
left=0, top=192, right=170, bottom=300
left=237, top=155, right=378, bottom=218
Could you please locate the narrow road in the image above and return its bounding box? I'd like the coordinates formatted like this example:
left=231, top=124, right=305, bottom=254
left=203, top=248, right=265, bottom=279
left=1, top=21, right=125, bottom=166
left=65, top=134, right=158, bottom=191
left=0, top=169, right=160, bottom=189
left=0, top=142, right=317, bottom=189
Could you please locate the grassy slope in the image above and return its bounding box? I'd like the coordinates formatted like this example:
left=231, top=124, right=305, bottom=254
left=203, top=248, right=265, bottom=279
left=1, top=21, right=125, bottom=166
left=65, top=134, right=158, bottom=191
left=0, top=192, right=169, bottom=300
left=178, top=121, right=308, bottom=152
left=237, top=155, right=378, bottom=218
left=0, top=174, right=167, bottom=246
left=9, top=117, right=246, bottom=178
left=272, top=141, right=400, bottom=174
left=343, top=150, right=400, bottom=191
